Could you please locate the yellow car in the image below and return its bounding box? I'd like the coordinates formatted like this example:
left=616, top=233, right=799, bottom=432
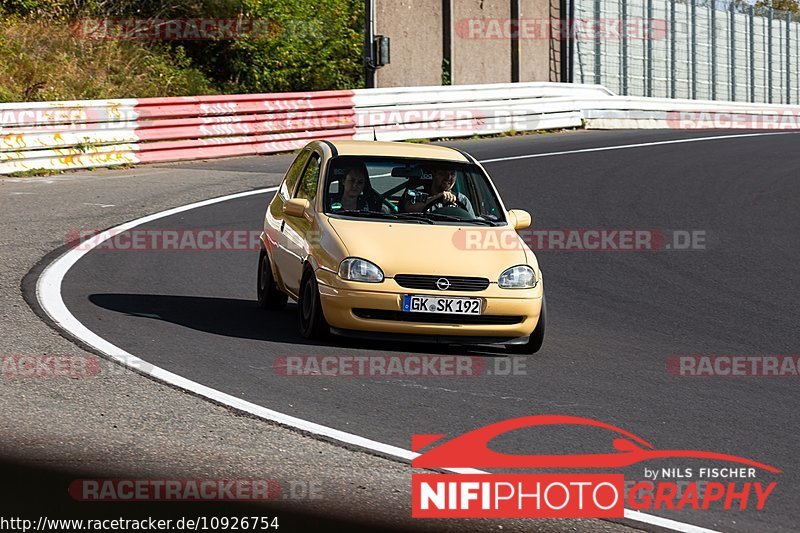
left=257, top=140, right=545, bottom=353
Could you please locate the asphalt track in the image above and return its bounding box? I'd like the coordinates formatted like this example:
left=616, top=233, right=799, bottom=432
left=53, top=130, right=799, bottom=532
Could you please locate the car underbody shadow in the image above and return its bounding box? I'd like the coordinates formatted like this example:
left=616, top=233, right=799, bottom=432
left=88, top=293, right=322, bottom=346
left=87, top=293, right=511, bottom=356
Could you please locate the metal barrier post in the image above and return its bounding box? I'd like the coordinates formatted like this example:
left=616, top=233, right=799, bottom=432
left=750, top=5, right=755, bottom=103
left=622, top=0, right=629, bottom=95
left=768, top=6, right=773, bottom=103
left=711, top=3, right=717, bottom=100
left=691, top=0, right=697, bottom=99
left=731, top=1, right=736, bottom=101
left=646, top=0, right=653, bottom=97
left=569, top=0, right=575, bottom=83
left=594, top=0, right=602, bottom=84
left=670, top=0, right=676, bottom=98
left=787, top=11, right=791, bottom=104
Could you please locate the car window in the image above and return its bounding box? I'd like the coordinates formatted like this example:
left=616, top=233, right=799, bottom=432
left=295, top=153, right=321, bottom=202
left=279, top=149, right=311, bottom=200
left=324, top=156, right=506, bottom=224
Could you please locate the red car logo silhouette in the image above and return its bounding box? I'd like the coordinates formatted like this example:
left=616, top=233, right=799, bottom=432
left=412, top=415, right=780, bottom=472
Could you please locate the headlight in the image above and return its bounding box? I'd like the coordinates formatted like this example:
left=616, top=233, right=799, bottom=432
left=498, top=265, right=536, bottom=289
left=338, top=258, right=384, bottom=283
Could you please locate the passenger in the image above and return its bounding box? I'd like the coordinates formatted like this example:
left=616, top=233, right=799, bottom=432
left=329, top=164, right=384, bottom=212
left=402, top=165, right=475, bottom=216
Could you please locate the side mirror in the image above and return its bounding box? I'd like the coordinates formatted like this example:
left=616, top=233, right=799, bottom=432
left=507, top=209, right=531, bottom=230
left=283, top=198, right=311, bottom=218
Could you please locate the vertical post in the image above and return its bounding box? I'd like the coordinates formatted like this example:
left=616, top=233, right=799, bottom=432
left=364, top=0, right=375, bottom=88
left=569, top=0, right=576, bottom=82
left=442, top=0, right=452, bottom=86
left=750, top=5, right=755, bottom=102
left=730, top=1, right=736, bottom=101
left=768, top=5, right=773, bottom=103
left=594, top=0, right=602, bottom=84
left=560, top=0, right=570, bottom=82
left=622, top=0, right=628, bottom=95
left=787, top=11, right=791, bottom=104
left=691, top=0, right=697, bottom=99
left=646, top=0, right=653, bottom=97
left=670, top=0, right=676, bottom=98
left=511, top=0, right=520, bottom=82
left=711, top=3, right=716, bottom=100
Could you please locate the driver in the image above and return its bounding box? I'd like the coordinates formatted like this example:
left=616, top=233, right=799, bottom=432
left=401, top=165, right=475, bottom=216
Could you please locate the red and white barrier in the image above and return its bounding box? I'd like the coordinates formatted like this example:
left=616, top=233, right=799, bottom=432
left=0, top=90, right=356, bottom=174
left=4, top=81, right=800, bottom=174
left=1, top=83, right=615, bottom=174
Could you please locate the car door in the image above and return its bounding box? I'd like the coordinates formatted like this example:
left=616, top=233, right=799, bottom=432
left=269, top=149, right=311, bottom=293
left=278, top=150, right=322, bottom=296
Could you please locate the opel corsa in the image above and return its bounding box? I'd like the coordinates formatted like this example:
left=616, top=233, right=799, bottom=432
left=257, top=140, right=545, bottom=353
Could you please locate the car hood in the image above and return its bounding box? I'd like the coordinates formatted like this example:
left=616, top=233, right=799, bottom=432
left=326, top=217, right=530, bottom=277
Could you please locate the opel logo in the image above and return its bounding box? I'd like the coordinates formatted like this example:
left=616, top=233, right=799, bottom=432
left=436, top=277, right=451, bottom=291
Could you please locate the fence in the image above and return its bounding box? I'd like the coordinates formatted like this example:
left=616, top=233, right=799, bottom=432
left=568, top=0, right=800, bottom=104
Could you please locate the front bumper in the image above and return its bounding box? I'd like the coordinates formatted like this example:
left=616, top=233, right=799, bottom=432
left=316, top=269, right=543, bottom=340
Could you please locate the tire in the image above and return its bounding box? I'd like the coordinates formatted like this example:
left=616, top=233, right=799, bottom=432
left=257, top=250, right=288, bottom=310
left=298, top=268, right=330, bottom=339
left=506, top=294, right=546, bottom=355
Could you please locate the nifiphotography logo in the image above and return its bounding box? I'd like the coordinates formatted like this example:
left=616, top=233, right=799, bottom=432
left=410, top=415, right=780, bottom=518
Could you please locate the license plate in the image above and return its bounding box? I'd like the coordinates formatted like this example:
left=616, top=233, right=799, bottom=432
left=402, top=295, right=482, bottom=315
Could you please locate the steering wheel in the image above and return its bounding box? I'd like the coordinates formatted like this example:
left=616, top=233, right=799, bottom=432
left=424, top=195, right=469, bottom=213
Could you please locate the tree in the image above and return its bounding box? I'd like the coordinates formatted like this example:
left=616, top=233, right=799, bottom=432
left=755, top=0, right=800, bottom=15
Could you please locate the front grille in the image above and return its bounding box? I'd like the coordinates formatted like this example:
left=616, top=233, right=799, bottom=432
left=353, top=308, right=523, bottom=325
left=394, top=274, right=490, bottom=292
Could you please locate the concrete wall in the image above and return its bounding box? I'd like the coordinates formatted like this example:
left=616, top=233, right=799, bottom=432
left=519, top=0, right=561, bottom=82
left=374, top=0, right=559, bottom=88
left=374, top=0, right=444, bottom=88
left=452, top=0, right=511, bottom=84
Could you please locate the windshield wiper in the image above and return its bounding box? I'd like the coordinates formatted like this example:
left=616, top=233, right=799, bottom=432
left=332, top=210, right=433, bottom=224
left=415, top=212, right=501, bottom=225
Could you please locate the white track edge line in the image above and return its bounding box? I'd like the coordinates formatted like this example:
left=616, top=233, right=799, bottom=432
left=37, top=181, right=722, bottom=533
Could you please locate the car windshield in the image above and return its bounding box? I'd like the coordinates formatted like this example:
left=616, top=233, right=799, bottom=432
left=323, top=156, right=506, bottom=225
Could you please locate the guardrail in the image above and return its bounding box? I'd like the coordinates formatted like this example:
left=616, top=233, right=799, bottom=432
left=2, top=82, right=799, bottom=174
left=0, top=91, right=356, bottom=174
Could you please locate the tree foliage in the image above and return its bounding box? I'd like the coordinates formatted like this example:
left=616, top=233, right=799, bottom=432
left=755, top=0, right=800, bottom=14
left=0, top=0, right=364, bottom=101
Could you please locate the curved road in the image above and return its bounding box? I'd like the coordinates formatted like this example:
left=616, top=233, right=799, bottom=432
left=54, top=131, right=799, bottom=532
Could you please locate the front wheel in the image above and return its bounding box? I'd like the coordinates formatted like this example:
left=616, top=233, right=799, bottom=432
left=298, top=269, right=330, bottom=339
left=506, top=294, right=546, bottom=355
left=257, top=250, right=288, bottom=310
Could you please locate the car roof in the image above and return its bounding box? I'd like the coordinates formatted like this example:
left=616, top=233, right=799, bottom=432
left=325, top=140, right=471, bottom=162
